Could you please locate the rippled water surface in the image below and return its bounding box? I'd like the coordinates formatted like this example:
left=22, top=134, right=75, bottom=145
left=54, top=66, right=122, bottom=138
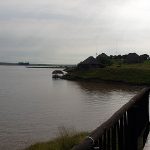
left=0, top=66, right=144, bottom=150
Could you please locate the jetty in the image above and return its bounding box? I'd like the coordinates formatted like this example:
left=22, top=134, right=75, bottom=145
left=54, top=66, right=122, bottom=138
left=72, top=88, right=150, bottom=150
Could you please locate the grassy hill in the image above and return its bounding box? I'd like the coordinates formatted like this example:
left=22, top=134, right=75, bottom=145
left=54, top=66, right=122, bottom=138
left=64, top=62, right=150, bottom=85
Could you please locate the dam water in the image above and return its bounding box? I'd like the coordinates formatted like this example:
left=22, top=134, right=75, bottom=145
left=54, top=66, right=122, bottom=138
left=0, top=66, right=143, bottom=150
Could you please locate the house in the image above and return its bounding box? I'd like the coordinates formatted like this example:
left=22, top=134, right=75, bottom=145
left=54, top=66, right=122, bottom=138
left=125, top=53, right=140, bottom=64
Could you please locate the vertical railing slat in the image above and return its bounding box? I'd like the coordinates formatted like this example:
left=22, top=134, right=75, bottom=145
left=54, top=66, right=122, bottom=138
left=112, top=125, right=117, bottom=150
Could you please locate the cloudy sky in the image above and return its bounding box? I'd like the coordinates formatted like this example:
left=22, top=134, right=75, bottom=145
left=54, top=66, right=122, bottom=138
left=0, top=0, right=150, bottom=64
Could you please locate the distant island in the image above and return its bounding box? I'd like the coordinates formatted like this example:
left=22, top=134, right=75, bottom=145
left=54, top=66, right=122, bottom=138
left=0, top=62, right=76, bottom=68
left=63, top=53, right=150, bottom=85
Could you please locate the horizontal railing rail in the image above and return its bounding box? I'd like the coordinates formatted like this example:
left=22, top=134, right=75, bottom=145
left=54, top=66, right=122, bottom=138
left=72, top=88, right=150, bottom=150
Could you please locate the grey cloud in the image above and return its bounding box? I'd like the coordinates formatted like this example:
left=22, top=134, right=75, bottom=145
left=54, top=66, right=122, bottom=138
left=0, top=0, right=150, bottom=63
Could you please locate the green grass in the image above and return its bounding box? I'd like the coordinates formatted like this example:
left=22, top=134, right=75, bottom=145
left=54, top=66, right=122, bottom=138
left=66, top=63, right=150, bottom=85
left=25, top=128, right=88, bottom=150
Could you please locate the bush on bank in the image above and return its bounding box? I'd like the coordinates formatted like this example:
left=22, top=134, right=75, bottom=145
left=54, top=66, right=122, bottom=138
left=25, top=128, right=88, bottom=150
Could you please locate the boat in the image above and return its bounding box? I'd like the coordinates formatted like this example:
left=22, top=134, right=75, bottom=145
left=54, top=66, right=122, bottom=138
left=52, top=70, right=64, bottom=79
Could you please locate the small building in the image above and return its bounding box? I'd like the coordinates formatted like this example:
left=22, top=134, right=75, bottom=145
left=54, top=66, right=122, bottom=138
left=18, top=62, right=30, bottom=66
left=77, top=56, right=101, bottom=70
left=125, top=53, right=140, bottom=64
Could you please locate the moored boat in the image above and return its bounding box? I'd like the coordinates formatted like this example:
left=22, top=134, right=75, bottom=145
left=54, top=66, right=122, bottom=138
left=52, top=70, right=64, bottom=79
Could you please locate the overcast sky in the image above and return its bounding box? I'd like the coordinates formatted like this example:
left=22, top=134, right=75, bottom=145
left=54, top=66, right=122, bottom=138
left=0, top=0, right=150, bottom=64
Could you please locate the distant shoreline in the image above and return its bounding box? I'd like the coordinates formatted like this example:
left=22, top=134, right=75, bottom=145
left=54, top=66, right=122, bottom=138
left=26, top=66, right=65, bottom=68
left=0, top=63, right=76, bottom=68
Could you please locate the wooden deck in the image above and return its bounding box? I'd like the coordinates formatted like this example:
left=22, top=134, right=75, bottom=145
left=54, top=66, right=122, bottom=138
left=144, top=133, right=150, bottom=150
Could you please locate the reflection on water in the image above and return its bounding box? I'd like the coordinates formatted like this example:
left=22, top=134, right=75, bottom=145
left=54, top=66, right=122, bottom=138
left=76, top=81, right=142, bottom=93
left=73, top=81, right=142, bottom=124
left=0, top=66, right=144, bottom=150
left=76, top=81, right=142, bottom=104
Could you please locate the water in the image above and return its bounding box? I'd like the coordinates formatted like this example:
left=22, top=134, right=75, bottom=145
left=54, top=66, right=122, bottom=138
left=0, top=66, right=143, bottom=150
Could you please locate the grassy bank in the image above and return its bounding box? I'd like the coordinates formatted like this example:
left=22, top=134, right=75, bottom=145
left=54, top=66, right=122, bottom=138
left=64, top=63, right=150, bottom=85
left=25, top=130, right=88, bottom=150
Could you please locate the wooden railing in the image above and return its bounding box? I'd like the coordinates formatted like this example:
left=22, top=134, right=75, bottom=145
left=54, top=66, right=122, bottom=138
left=72, top=88, right=150, bottom=150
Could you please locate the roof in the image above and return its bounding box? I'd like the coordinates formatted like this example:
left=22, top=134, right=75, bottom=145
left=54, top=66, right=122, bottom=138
left=127, top=53, right=139, bottom=57
left=81, top=56, right=98, bottom=64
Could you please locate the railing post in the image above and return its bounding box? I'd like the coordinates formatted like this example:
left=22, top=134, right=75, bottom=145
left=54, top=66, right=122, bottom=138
left=127, top=106, right=139, bottom=150
left=137, top=89, right=149, bottom=149
left=112, top=125, right=117, bottom=150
